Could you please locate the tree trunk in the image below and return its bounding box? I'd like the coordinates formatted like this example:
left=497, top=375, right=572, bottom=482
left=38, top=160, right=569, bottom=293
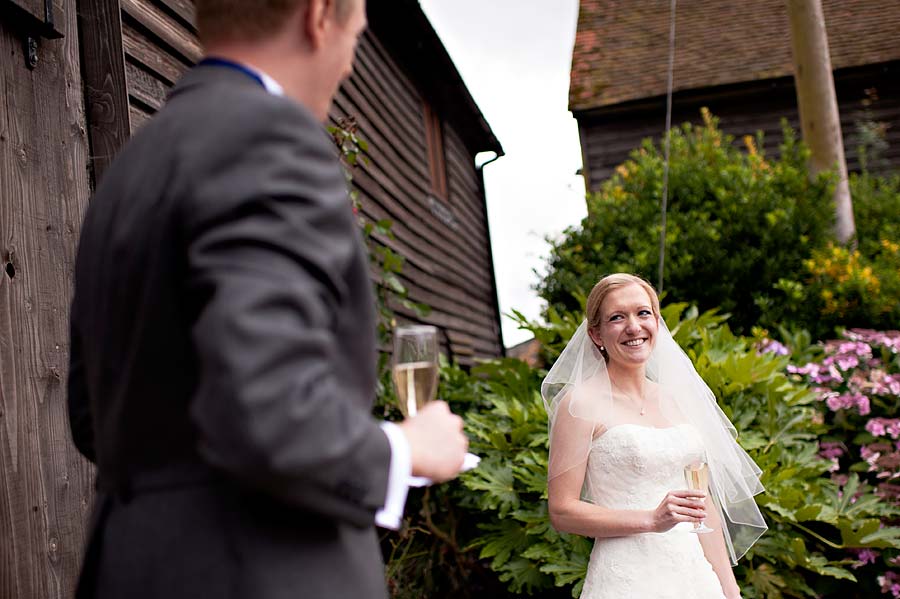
left=786, top=0, right=855, bottom=243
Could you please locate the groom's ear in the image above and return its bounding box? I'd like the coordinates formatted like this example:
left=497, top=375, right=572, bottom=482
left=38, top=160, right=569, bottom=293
left=303, top=0, right=331, bottom=50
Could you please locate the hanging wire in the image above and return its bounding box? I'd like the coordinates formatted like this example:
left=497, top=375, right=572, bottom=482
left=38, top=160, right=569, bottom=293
left=658, top=0, right=677, bottom=294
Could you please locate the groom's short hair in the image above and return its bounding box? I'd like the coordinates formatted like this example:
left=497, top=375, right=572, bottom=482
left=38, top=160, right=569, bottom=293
left=196, top=0, right=355, bottom=44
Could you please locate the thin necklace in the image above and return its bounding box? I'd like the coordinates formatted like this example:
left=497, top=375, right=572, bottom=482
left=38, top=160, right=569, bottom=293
left=611, top=379, right=647, bottom=416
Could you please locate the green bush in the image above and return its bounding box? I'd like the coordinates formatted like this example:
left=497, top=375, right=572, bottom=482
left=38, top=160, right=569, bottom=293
left=851, top=172, right=900, bottom=257
left=538, top=110, right=834, bottom=336
left=762, top=240, right=900, bottom=339
left=761, top=173, right=900, bottom=339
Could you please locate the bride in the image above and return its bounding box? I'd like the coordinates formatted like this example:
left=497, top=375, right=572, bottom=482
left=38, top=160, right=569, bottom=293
left=543, top=274, right=767, bottom=599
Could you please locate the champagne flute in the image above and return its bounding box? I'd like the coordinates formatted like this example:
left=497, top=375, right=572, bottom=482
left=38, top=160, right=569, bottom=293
left=683, top=453, right=714, bottom=534
left=391, top=325, right=439, bottom=417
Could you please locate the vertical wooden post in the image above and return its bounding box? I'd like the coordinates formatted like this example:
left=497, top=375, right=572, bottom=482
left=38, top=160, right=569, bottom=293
left=79, top=0, right=131, bottom=186
left=787, top=0, right=855, bottom=243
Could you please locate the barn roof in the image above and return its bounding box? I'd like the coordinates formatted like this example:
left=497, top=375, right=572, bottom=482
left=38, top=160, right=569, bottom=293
left=370, top=0, right=503, bottom=156
left=569, top=0, right=900, bottom=112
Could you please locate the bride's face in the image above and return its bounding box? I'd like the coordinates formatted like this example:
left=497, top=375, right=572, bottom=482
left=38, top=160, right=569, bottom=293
left=590, top=284, right=658, bottom=367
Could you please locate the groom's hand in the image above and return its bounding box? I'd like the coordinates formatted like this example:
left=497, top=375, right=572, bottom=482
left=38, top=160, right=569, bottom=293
left=399, top=401, right=468, bottom=483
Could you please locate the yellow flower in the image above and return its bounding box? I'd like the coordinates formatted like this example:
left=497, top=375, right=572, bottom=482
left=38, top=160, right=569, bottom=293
left=881, top=239, right=900, bottom=253
left=743, top=135, right=758, bottom=156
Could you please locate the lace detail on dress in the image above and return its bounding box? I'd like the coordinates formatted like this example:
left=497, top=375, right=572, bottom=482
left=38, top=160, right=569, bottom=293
left=579, top=425, right=727, bottom=599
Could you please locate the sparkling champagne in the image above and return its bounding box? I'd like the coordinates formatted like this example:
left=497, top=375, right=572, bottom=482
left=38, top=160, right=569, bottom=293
left=683, top=460, right=714, bottom=533
left=683, top=462, right=709, bottom=491
left=392, top=361, right=439, bottom=417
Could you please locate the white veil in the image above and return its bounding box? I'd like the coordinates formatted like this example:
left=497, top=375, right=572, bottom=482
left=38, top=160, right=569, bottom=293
left=541, top=318, right=767, bottom=564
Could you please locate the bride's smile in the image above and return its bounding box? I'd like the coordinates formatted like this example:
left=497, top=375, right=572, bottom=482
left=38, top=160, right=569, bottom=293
left=589, top=283, right=659, bottom=367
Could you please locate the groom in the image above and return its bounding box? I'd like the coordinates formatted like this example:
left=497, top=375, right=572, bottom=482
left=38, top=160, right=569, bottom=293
left=66, top=0, right=468, bottom=597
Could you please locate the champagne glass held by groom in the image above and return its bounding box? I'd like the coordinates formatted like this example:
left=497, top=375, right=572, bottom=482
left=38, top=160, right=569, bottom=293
left=66, top=1, right=468, bottom=598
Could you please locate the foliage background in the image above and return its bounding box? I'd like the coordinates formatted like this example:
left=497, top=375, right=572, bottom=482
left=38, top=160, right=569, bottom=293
left=536, top=111, right=900, bottom=341
left=378, top=305, right=900, bottom=598
left=332, top=110, right=900, bottom=598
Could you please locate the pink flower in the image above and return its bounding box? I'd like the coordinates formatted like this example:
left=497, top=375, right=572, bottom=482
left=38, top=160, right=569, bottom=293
left=788, top=363, right=818, bottom=376
left=825, top=393, right=869, bottom=413
left=831, top=473, right=849, bottom=486
left=819, top=442, right=844, bottom=459
left=835, top=354, right=860, bottom=370
left=861, top=445, right=882, bottom=471
left=857, top=395, right=872, bottom=416
left=758, top=339, right=790, bottom=356
left=853, top=548, right=879, bottom=568
left=869, top=419, right=888, bottom=437
left=887, top=375, right=900, bottom=396
left=843, top=329, right=900, bottom=352
left=826, top=394, right=848, bottom=411
left=833, top=340, right=873, bottom=358
left=878, top=571, right=900, bottom=597
left=812, top=364, right=844, bottom=384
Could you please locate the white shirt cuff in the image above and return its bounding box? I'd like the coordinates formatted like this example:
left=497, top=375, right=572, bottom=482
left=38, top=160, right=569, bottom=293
left=375, top=421, right=411, bottom=530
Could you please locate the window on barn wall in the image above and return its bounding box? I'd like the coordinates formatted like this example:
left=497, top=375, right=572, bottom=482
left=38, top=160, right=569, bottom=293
left=423, top=99, right=448, bottom=199
left=422, top=99, right=459, bottom=230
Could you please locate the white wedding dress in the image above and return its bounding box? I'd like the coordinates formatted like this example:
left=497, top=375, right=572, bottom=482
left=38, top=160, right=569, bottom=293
left=580, top=423, right=727, bottom=599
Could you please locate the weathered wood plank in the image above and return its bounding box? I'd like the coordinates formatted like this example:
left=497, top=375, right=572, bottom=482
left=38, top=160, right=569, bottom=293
left=156, top=0, right=195, bottom=31
left=0, top=4, right=94, bottom=597
left=0, top=0, right=65, bottom=38
left=129, top=102, right=153, bottom=134
left=125, top=59, right=168, bottom=112
left=443, top=131, right=490, bottom=236
left=357, top=207, right=494, bottom=305
left=121, top=0, right=201, bottom=65
left=331, top=96, right=490, bottom=259
left=351, top=40, right=425, bottom=150
left=123, top=21, right=189, bottom=85
left=357, top=32, right=424, bottom=122
left=79, top=0, right=131, bottom=185
left=331, top=98, right=490, bottom=278
left=386, top=299, right=500, bottom=360
left=351, top=163, right=495, bottom=296
left=336, top=76, right=430, bottom=183
left=365, top=229, right=498, bottom=321
left=580, top=65, right=900, bottom=189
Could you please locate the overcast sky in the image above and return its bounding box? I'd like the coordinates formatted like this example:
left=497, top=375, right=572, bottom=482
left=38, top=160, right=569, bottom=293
left=418, top=0, right=587, bottom=347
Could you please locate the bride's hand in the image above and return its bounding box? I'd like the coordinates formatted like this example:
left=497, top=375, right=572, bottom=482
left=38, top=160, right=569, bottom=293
left=650, top=490, right=707, bottom=532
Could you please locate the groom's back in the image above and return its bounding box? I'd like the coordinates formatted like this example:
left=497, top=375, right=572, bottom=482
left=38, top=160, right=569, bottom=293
left=70, top=71, right=300, bottom=477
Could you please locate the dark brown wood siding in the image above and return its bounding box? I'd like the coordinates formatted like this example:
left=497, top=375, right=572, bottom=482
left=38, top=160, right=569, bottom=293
left=115, top=3, right=502, bottom=362
left=334, top=31, right=502, bottom=362
left=577, top=61, right=900, bottom=192
left=120, top=0, right=196, bottom=133
left=0, top=4, right=94, bottom=597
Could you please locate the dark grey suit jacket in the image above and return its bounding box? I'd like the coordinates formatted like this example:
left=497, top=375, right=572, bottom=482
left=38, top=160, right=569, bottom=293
left=68, top=64, right=391, bottom=598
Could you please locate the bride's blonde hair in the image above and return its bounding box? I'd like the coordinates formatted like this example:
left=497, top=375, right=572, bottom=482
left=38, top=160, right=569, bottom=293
left=586, top=273, right=660, bottom=334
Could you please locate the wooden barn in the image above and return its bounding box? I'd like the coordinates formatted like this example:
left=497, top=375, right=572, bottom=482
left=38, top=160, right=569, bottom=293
left=570, top=0, right=900, bottom=191
left=0, top=0, right=502, bottom=596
